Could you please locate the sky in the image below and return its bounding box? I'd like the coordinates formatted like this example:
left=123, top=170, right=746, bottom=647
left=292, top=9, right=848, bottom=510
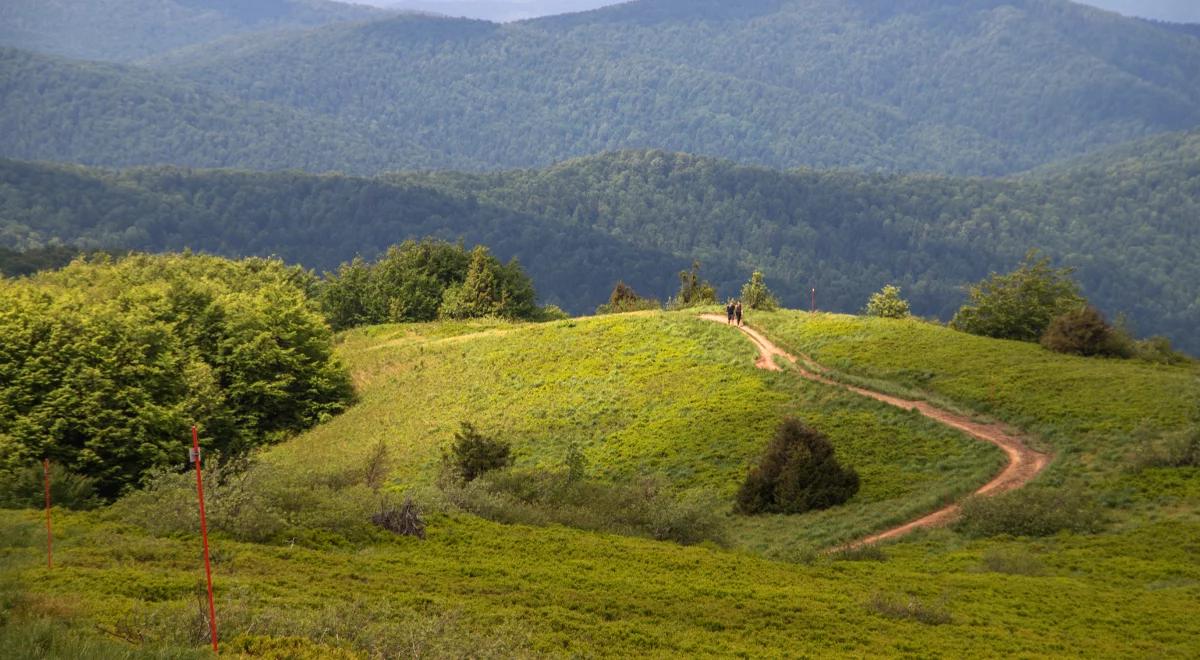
left=363, top=0, right=1200, bottom=24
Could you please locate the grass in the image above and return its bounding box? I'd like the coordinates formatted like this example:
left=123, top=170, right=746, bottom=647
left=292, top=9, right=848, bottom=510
left=3, top=309, right=1200, bottom=656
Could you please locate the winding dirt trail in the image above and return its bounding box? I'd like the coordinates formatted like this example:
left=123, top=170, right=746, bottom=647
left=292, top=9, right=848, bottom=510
left=700, top=314, right=1051, bottom=546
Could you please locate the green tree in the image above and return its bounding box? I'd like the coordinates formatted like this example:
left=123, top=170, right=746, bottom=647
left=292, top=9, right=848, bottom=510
left=671, top=261, right=718, bottom=309
left=865, top=284, right=911, bottom=319
left=444, top=422, right=514, bottom=482
left=951, top=250, right=1085, bottom=342
left=740, top=271, right=779, bottom=311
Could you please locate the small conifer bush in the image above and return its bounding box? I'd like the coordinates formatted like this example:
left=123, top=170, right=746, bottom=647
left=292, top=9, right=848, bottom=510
left=736, top=419, right=860, bottom=515
left=445, top=422, right=514, bottom=482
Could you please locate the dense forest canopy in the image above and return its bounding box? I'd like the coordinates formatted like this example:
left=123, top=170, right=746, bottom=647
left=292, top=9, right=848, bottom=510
left=0, top=0, right=387, bottom=62
left=3, top=129, right=1198, bottom=352
left=3, top=0, right=1200, bottom=175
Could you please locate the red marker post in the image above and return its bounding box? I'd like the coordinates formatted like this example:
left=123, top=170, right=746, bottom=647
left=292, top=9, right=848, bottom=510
left=43, top=458, right=52, bottom=569
left=190, top=426, right=219, bottom=653
left=810, top=288, right=816, bottom=313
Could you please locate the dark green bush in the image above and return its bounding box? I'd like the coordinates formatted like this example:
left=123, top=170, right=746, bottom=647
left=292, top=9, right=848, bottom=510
left=595, top=281, right=661, bottom=314
left=736, top=419, right=859, bottom=515
left=444, top=423, right=514, bottom=483
left=955, top=487, right=1105, bottom=538
left=0, top=461, right=101, bottom=511
left=1040, top=305, right=1127, bottom=357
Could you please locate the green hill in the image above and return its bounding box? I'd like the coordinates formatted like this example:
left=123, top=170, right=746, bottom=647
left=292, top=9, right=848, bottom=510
left=1, top=310, right=1196, bottom=656
left=0, top=0, right=387, bottom=63
left=3, top=1, right=1200, bottom=174
left=3, top=132, right=1199, bottom=352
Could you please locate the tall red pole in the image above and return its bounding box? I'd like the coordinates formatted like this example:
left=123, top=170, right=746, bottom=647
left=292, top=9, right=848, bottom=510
left=191, top=426, right=218, bottom=653
left=43, top=458, right=52, bottom=569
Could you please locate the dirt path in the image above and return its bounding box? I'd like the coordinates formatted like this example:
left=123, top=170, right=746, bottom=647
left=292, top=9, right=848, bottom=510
left=700, top=314, right=1051, bottom=546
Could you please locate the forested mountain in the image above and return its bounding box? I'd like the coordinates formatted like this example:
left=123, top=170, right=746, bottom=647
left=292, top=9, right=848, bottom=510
left=0, top=0, right=386, bottom=62
left=4, top=130, right=1199, bottom=351
left=0, top=48, right=448, bottom=172
left=2, top=1, right=1199, bottom=175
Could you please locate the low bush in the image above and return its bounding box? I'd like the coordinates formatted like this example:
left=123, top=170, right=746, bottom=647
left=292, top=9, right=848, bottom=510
left=867, top=592, right=952, bottom=626
left=596, top=281, right=661, bottom=315
left=955, top=487, right=1105, bottom=538
left=1137, top=427, right=1200, bottom=469
left=443, top=423, right=514, bottom=483
left=443, top=468, right=726, bottom=546
left=831, top=544, right=888, bottom=562
left=1040, top=305, right=1127, bottom=357
left=864, top=285, right=911, bottom=319
left=736, top=419, right=859, bottom=515
left=371, top=497, right=426, bottom=539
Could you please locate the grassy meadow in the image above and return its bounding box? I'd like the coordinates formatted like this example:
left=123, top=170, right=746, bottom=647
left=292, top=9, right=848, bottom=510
left=2, top=310, right=1199, bottom=657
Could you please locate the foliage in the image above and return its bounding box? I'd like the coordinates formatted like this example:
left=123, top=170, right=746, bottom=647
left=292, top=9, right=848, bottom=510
left=0, top=461, right=101, bottom=511
left=736, top=419, right=860, bottom=515
left=668, top=261, right=718, bottom=309
left=320, top=240, right=539, bottom=329
left=5, top=142, right=1200, bottom=352
left=740, top=271, right=779, bottom=311
left=864, top=285, right=910, bottom=319
left=595, top=281, right=660, bottom=315
left=0, top=253, right=352, bottom=498
left=444, top=423, right=514, bottom=483
left=867, top=593, right=952, bottom=626
left=951, top=250, right=1086, bottom=342
left=444, top=468, right=726, bottom=546
left=11, top=2, right=1200, bottom=175
left=1040, top=305, right=1126, bottom=357
left=1137, top=427, right=1200, bottom=469
left=955, top=488, right=1106, bottom=538
left=980, top=547, right=1047, bottom=576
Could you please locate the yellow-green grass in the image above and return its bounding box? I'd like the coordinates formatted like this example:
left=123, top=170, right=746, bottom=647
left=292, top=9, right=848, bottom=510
left=4, top=311, right=1200, bottom=657
left=267, top=312, right=1002, bottom=549
left=2, top=508, right=1198, bottom=658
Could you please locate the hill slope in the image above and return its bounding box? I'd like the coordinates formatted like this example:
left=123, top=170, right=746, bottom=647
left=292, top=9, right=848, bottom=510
left=0, top=0, right=387, bottom=62
left=1, top=312, right=1197, bottom=656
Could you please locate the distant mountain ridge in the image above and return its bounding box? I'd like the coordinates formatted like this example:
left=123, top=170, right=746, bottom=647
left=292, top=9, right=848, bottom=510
left=3, top=128, right=1198, bottom=352
left=0, top=0, right=387, bottom=62
left=3, top=0, right=1200, bottom=175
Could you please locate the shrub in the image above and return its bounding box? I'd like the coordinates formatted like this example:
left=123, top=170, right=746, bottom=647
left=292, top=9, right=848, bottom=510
left=1137, top=427, right=1200, bottom=469
left=1040, top=305, right=1126, bottom=357
left=595, top=281, right=661, bottom=314
left=831, top=544, right=888, bottom=562
left=736, top=419, right=859, bottom=515
left=740, top=271, right=779, bottom=311
left=955, top=487, right=1105, bottom=538
left=371, top=497, right=426, bottom=539
left=667, top=261, right=717, bottom=309
left=867, top=592, right=952, bottom=625
left=951, top=249, right=1085, bottom=342
left=864, top=285, right=911, bottom=319
left=0, top=461, right=101, bottom=511
left=444, top=423, right=514, bottom=482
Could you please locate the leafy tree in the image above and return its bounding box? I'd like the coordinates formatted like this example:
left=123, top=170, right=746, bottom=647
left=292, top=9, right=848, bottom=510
left=444, top=422, right=514, bottom=482
left=0, top=253, right=353, bottom=498
left=865, top=285, right=911, bottom=319
left=951, top=251, right=1085, bottom=342
left=740, top=271, right=779, bottom=311
left=596, top=281, right=660, bottom=314
left=736, top=419, right=860, bottom=515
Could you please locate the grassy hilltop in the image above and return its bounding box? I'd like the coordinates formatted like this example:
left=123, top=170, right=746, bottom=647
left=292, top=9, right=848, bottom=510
left=1, top=310, right=1198, bottom=657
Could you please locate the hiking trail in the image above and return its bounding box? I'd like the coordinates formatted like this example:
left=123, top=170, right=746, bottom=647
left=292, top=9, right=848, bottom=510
left=700, top=314, right=1051, bottom=547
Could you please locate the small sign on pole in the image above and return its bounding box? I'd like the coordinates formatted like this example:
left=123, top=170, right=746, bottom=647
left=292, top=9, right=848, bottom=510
left=191, top=426, right=219, bottom=653
left=43, top=458, right=52, bottom=569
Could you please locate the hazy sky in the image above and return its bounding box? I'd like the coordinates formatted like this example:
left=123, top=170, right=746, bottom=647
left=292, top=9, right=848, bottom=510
left=364, top=0, right=1200, bottom=23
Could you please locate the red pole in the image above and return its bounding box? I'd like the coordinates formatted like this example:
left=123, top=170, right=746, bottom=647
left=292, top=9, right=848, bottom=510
left=43, top=458, right=52, bottom=569
left=810, top=288, right=816, bottom=313
left=191, top=426, right=218, bottom=653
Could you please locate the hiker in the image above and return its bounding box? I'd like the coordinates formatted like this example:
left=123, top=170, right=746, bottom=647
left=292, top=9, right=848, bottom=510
left=735, top=301, right=744, bottom=326
left=726, top=299, right=736, bottom=324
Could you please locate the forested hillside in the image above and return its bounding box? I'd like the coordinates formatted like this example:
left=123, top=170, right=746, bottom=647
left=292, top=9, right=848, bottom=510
left=0, top=48, right=445, bottom=172
left=0, top=0, right=386, bottom=62
left=4, top=130, right=1199, bottom=351
left=2, top=1, right=1199, bottom=174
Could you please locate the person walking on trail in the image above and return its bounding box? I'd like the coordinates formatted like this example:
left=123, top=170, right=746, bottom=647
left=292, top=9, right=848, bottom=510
left=726, top=299, right=736, bottom=324
left=735, top=301, right=744, bottom=326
